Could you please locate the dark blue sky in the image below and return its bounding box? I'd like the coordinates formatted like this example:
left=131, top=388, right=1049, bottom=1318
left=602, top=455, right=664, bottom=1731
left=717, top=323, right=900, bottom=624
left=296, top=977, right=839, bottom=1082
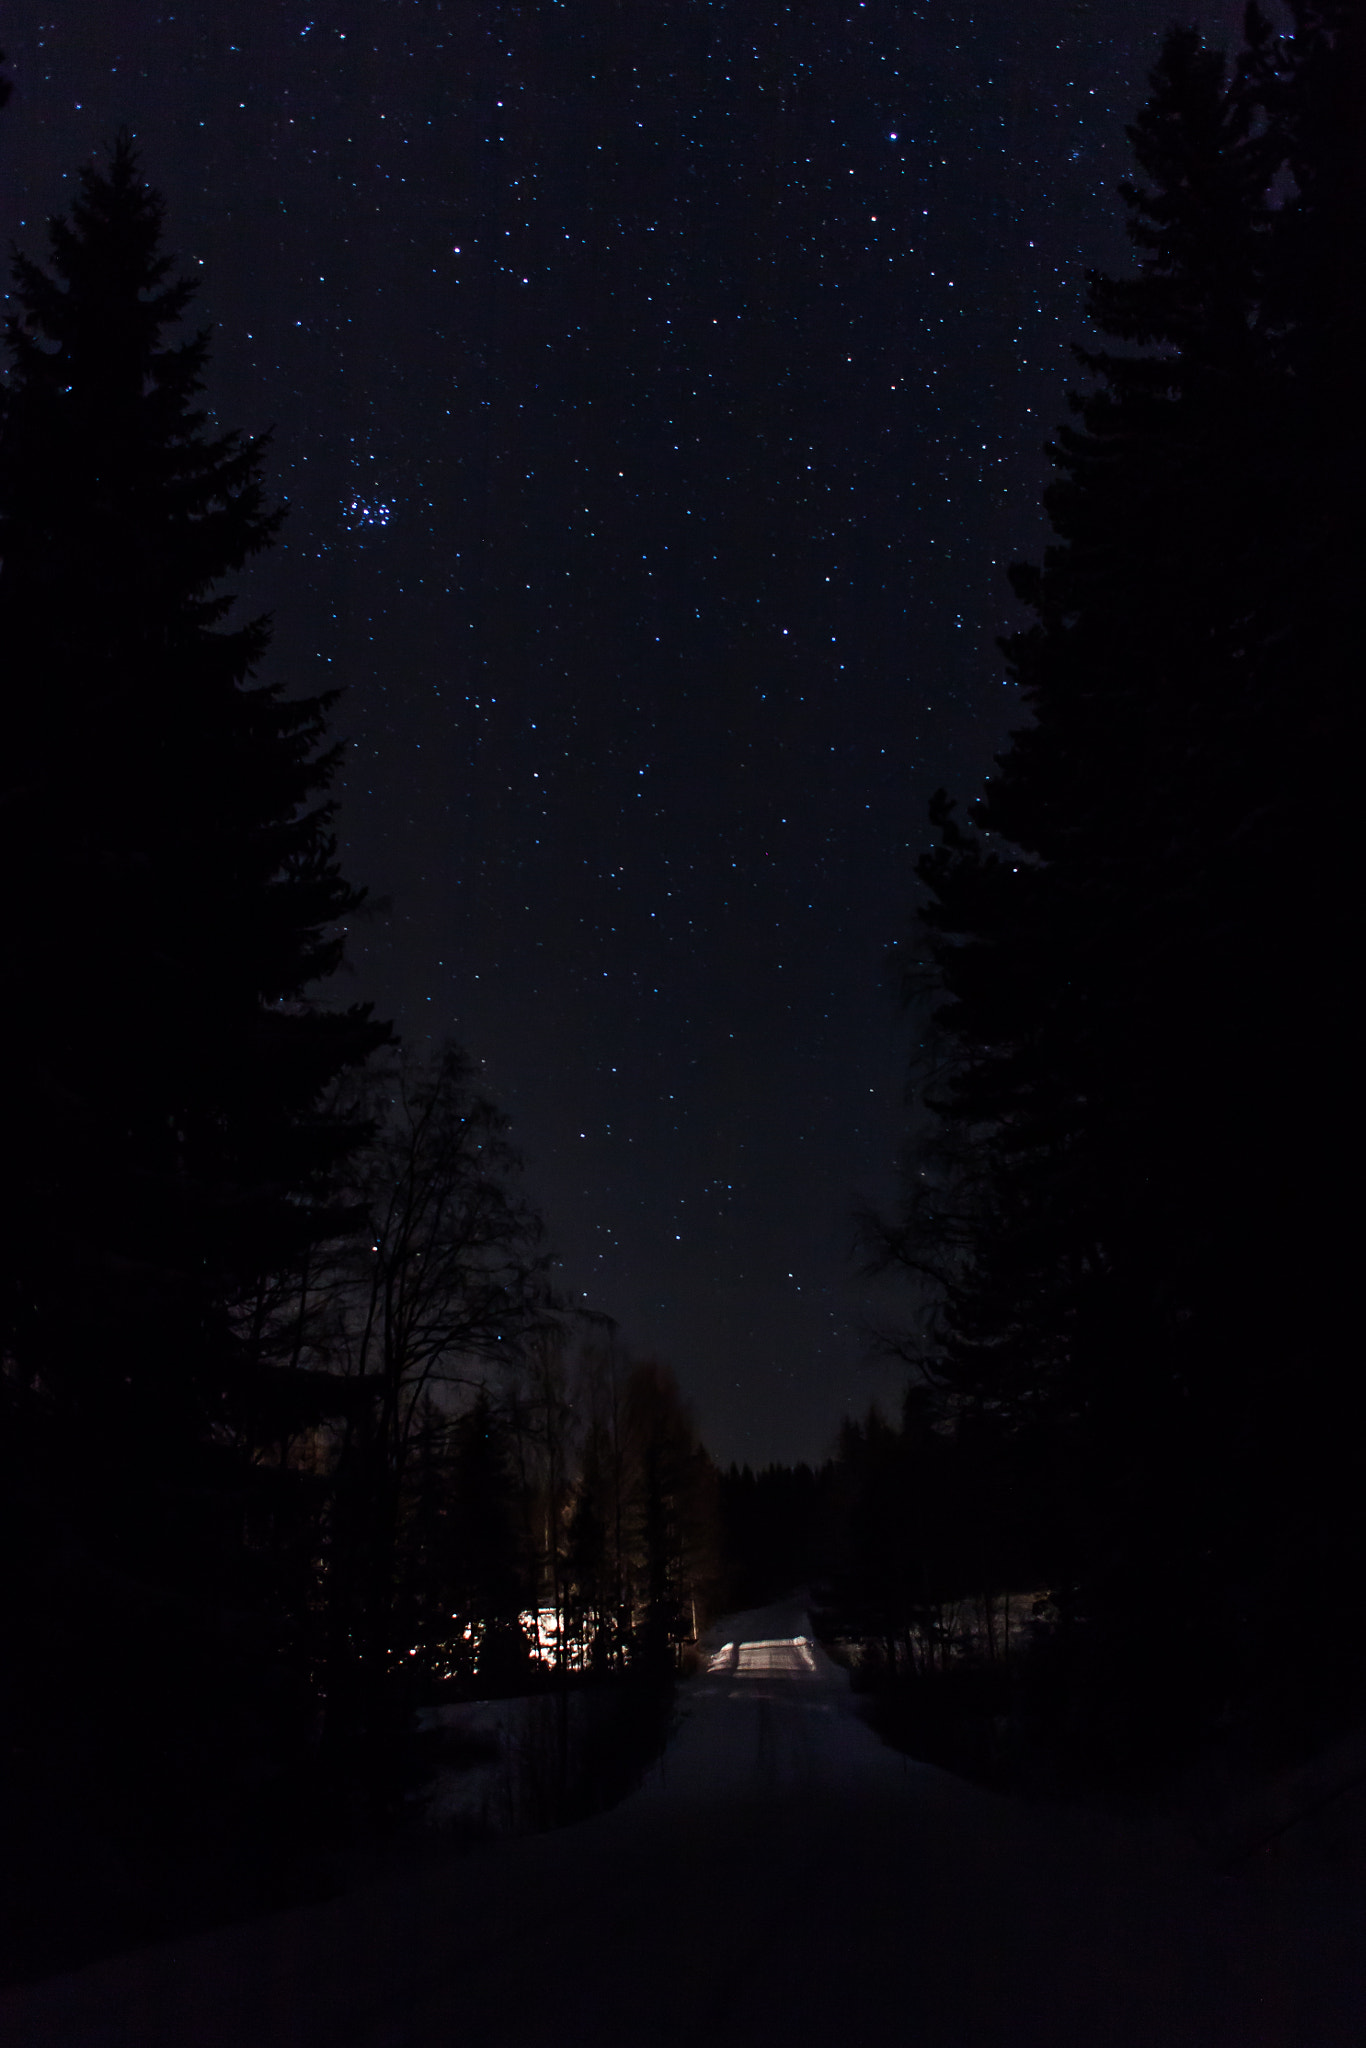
left=2, top=0, right=1247, bottom=1462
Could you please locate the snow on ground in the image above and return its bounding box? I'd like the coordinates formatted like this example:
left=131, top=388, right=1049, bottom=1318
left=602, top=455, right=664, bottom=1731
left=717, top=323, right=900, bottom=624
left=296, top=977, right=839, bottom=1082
left=415, top=1695, right=551, bottom=1834
left=412, top=1684, right=639, bottom=1834
left=4, top=1597, right=1364, bottom=2045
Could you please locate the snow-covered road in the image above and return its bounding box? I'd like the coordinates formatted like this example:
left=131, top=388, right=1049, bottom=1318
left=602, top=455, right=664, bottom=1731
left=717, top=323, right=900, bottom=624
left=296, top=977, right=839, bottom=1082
left=4, top=1598, right=1362, bottom=2045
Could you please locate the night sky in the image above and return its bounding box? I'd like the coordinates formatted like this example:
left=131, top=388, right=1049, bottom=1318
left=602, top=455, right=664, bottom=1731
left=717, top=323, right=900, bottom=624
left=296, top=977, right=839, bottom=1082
left=2, top=0, right=1246, bottom=1464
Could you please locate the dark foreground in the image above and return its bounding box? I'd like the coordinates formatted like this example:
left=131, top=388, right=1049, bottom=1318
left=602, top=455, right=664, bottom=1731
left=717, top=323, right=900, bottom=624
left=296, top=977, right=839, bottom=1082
left=3, top=1600, right=1362, bottom=2046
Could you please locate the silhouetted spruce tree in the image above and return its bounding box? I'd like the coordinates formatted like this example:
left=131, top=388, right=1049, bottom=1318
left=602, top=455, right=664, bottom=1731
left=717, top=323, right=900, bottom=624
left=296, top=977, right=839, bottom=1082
left=0, top=138, right=387, bottom=1455
left=883, top=7, right=1362, bottom=1767
left=895, top=23, right=1281, bottom=1523
left=0, top=139, right=389, bottom=1899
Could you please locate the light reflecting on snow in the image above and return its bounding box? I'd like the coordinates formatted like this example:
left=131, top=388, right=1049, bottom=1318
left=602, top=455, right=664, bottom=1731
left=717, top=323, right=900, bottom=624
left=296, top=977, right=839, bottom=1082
left=708, top=1635, right=818, bottom=1676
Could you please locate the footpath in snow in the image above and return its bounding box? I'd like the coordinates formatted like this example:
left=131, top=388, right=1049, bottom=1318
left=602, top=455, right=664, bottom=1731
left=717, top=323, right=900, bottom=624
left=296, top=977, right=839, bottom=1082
left=3, top=1597, right=1363, bottom=2046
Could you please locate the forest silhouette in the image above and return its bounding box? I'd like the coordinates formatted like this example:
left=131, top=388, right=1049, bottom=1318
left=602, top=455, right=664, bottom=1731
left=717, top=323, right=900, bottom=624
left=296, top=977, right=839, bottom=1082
left=0, top=0, right=1360, bottom=1990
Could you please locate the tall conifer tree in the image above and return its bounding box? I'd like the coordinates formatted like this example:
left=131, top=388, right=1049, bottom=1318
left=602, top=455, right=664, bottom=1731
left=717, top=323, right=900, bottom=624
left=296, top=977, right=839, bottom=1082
left=886, top=6, right=1362, bottom=1760
left=902, top=21, right=1280, bottom=1442
left=0, top=137, right=393, bottom=1934
left=0, top=139, right=388, bottom=1460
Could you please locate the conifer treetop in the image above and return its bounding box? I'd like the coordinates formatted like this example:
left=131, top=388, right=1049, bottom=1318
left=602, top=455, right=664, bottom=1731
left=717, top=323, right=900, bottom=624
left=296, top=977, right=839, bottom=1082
left=2, top=134, right=282, bottom=642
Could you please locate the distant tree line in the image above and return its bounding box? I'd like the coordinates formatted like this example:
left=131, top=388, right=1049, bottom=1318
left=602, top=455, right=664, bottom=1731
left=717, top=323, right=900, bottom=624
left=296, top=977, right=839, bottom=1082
left=0, top=134, right=716, bottom=1978
left=864, top=0, right=1363, bottom=1788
